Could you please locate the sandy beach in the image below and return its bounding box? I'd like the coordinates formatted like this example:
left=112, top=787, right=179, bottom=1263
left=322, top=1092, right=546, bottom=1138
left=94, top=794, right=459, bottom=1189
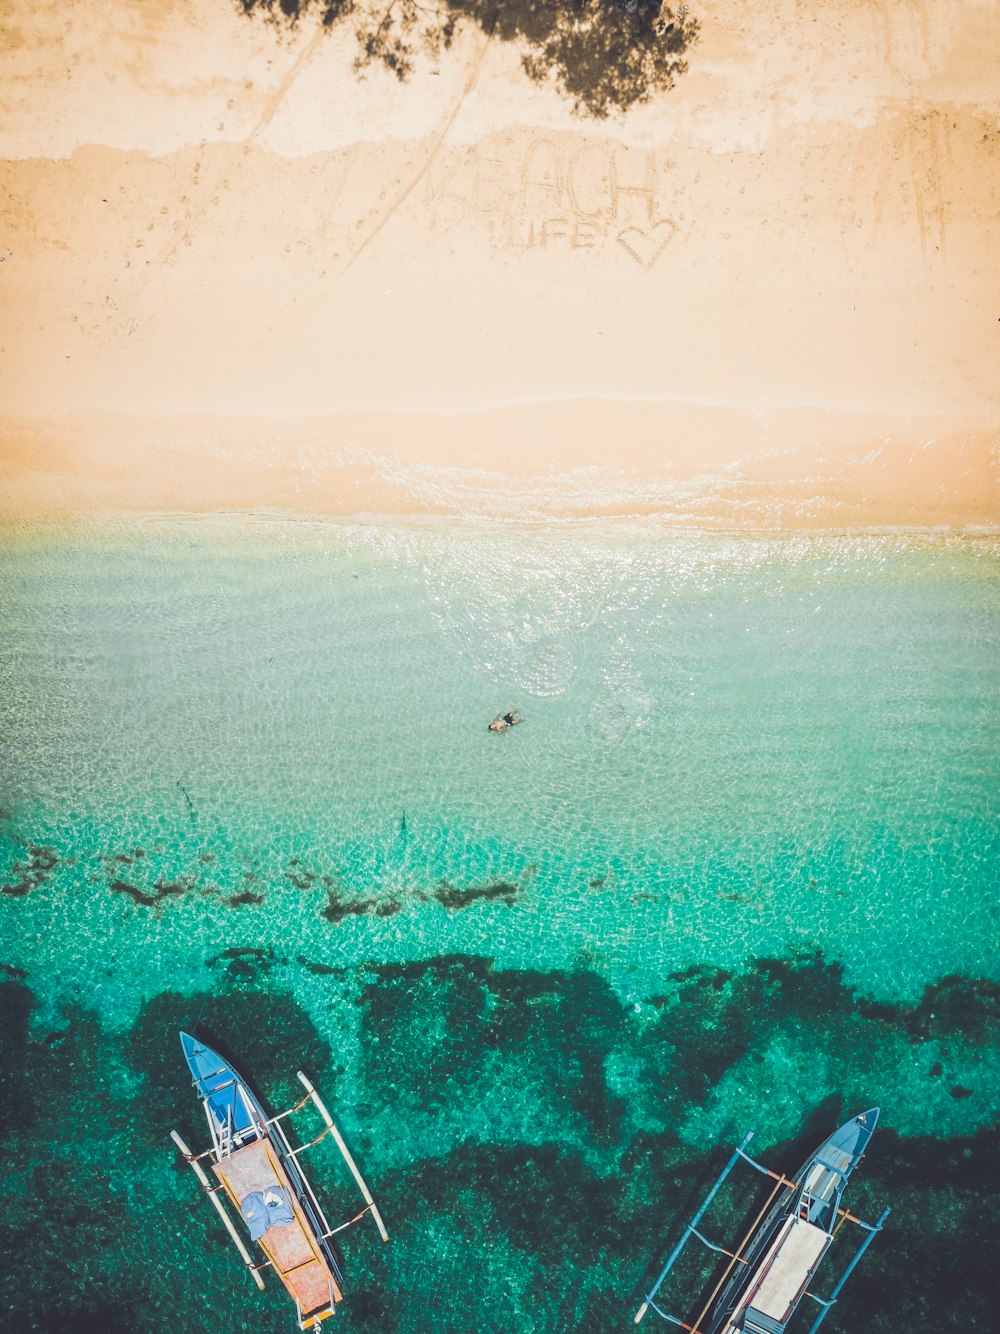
left=1, top=0, right=998, bottom=526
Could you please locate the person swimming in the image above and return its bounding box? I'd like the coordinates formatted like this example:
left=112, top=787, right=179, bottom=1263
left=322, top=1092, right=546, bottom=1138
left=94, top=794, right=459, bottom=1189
left=488, top=710, right=521, bottom=732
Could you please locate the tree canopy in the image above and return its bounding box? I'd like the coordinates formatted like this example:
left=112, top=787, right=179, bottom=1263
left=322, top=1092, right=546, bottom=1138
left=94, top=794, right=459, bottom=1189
left=238, top=0, right=698, bottom=117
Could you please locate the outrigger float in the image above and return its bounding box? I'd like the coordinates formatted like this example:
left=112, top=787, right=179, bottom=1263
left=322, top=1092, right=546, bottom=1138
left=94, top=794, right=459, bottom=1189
left=171, top=1032, right=388, bottom=1329
left=634, top=1109, right=889, bottom=1334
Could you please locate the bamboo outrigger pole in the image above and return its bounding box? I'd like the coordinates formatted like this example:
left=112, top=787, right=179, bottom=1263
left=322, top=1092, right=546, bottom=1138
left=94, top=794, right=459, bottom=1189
left=296, top=1072, right=390, bottom=1243
left=805, top=1206, right=891, bottom=1334
left=685, top=1172, right=785, bottom=1334
left=170, top=1129, right=266, bottom=1290
left=635, top=1130, right=756, bottom=1324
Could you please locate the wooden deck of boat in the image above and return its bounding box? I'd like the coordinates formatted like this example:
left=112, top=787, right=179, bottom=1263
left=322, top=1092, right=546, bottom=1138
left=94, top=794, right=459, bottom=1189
left=720, top=1216, right=830, bottom=1333
left=753, top=1217, right=828, bottom=1321
left=213, top=1136, right=342, bottom=1325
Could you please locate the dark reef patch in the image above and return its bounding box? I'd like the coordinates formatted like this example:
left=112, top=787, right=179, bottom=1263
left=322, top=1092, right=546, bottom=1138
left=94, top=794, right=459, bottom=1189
left=431, top=879, right=522, bottom=910
left=1, top=961, right=28, bottom=980
left=108, top=878, right=152, bottom=905
left=856, top=973, right=1000, bottom=1043
left=285, top=858, right=321, bottom=889
left=666, top=963, right=733, bottom=991
left=227, top=890, right=264, bottom=907
left=0, top=978, right=36, bottom=1126
left=107, top=875, right=194, bottom=909
left=206, top=946, right=285, bottom=980
left=153, top=878, right=192, bottom=898
left=297, top=956, right=344, bottom=977
left=2, top=843, right=58, bottom=897
left=357, top=955, right=628, bottom=1143
left=322, top=889, right=402, bottom=923
left=319, top=877, right=527, bottom=921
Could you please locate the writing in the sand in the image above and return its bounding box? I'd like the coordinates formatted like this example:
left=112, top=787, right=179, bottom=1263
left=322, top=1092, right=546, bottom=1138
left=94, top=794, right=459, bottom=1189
left=426, top=141, right=676, bottom=268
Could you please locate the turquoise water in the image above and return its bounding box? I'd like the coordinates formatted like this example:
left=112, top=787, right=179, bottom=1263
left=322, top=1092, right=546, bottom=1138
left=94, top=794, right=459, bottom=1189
left=1, top=519, right=998, bottom=1332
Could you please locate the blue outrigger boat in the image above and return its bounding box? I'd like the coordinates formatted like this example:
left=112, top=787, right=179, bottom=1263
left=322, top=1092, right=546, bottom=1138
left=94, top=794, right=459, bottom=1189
left=171, top=1033, right=387, bottom=1328
left=635, top=1110, right=889, bottom=1333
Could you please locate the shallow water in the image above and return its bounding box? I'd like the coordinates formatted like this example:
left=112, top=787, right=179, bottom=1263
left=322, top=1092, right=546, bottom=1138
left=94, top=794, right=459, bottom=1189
left=1, top=519, right=997, bottom=1332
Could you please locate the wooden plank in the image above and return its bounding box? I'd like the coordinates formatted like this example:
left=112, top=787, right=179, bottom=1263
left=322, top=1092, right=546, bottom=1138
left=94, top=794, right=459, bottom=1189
left=214, top=1136, right=343, bottom=1313
left=752, top=1219, right=829, bottom=1320
left=263, top=1218, right=317, bottom=1272
left=213, top=1139, right=281, bottom=1198
left=282, top=1256, right=335, bottom=1317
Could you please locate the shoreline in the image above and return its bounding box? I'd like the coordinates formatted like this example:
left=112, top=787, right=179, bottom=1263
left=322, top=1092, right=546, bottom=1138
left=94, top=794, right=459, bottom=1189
left=1, top=406, right=996, bottom=530
left=3, top=512, right=999, bottom=544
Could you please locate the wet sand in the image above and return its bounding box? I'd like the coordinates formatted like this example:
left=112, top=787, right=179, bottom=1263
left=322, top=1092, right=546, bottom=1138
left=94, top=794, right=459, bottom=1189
left=1, top=0, right=997, bottom=526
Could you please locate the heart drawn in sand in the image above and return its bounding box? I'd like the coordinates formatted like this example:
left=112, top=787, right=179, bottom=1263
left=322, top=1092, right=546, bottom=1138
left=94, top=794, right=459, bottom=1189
left=616, top=219, right=677, bottom=269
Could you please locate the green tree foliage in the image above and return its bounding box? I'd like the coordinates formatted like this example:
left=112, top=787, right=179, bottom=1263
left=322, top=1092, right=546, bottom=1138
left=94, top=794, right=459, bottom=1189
left=237, top=0, right=699, bottom=117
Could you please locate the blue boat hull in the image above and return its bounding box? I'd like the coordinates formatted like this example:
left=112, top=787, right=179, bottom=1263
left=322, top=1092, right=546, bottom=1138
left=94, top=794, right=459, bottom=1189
left=180, top=1031, right=268, bottom=1147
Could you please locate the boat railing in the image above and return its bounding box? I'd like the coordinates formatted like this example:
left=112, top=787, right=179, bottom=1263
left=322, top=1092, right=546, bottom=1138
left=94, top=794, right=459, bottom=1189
left=236, top=1082, right=258, bottom=1134
left=635, top=1130, right=756, bottom=1325
left=219, top=1106, right=233, bottom=1158
left=736, top=1147, right=867, bottom=1229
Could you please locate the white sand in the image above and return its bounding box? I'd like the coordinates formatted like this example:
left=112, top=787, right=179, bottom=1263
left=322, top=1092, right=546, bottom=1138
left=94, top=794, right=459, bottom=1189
left=1, top=0, right=997, bottom=526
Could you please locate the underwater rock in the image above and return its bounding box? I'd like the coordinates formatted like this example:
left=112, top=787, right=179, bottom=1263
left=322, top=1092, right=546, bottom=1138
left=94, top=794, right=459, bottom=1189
left=227, top=890, right=264, bottom=907
left=432, top=880, right=522, bottom=910
left=322, top=889, right=402, bottom=923
left=107, top=876, right=193, bottom=908
left=1, top=843, right=59, bottom=897
left=296, top=956, right=343, bottom=977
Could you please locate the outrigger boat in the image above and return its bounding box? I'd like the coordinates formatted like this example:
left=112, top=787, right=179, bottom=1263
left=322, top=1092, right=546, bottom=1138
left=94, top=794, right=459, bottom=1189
left=171, top=1032, right=388, bottom=1329
left=635, top=1109, right=889, bottom=1334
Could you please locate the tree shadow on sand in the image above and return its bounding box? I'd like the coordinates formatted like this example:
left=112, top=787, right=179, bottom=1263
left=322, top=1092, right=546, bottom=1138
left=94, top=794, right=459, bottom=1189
left=235, top=0, right=699, bottom=118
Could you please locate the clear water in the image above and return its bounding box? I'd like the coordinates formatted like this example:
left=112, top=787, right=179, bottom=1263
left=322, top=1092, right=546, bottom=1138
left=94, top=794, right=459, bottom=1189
left=1, top=519, right=997, bottom=1332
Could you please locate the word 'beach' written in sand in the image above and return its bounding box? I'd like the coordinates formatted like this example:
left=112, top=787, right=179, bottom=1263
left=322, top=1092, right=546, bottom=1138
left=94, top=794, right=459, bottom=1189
left=426, top=139, right=677, bottom=266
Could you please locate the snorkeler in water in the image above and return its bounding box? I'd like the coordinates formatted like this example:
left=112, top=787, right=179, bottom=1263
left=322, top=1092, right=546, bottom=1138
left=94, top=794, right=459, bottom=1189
left=488, top=710, right=521, bottom=732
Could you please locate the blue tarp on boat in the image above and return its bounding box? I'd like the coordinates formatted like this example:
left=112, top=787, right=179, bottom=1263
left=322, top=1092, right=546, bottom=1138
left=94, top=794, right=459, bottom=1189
left=240, top=1187, right=295, bottom=1240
